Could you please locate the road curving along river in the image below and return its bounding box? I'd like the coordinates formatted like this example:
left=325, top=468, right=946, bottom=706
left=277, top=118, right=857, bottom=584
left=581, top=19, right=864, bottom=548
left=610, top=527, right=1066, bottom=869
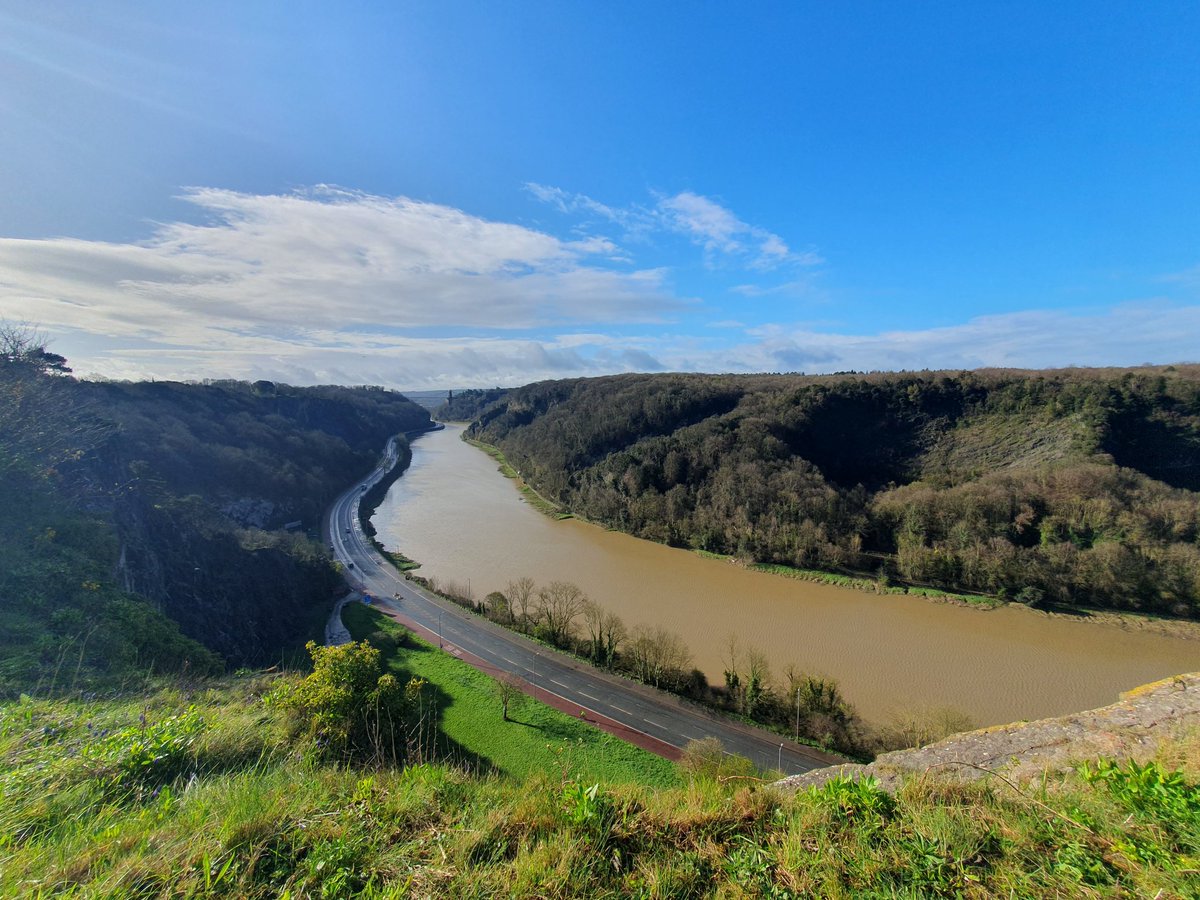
left=373, top=424, right=1199, bottom=726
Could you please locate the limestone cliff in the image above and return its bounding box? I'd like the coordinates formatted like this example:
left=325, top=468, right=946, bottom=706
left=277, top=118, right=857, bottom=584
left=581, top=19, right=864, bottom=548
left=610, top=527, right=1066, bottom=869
left=780, top=673, right=1200, bottom=793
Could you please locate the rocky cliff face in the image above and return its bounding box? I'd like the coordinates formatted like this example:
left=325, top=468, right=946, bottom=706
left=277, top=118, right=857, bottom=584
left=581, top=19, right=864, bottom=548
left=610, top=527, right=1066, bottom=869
left=780, top=673, right=1200, bottom=793
left=76, top=380, right=432, bottom=667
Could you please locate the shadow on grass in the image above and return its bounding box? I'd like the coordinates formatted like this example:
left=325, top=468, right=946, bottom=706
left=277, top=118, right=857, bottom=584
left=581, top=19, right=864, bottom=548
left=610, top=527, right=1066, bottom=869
left=343, top=604, right=500, bottom=777
left=504, top=717, right=540, bottom=728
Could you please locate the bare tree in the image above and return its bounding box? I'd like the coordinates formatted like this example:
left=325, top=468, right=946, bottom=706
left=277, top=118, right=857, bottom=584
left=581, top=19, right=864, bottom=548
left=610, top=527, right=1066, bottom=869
left=722, top=633, right=744, bottom=708
left=505, top=576, right=536, bottom=633
left=600, top=608, right=626, bottom=669
left=744, top=647, right=773, bottom=717
left=581, top=599, right=628, bottom=668
left=496, top=673, right=523, bottom=722
left=0, top=322, right=71, bottom=374
left=535, top=580, right=585, bottom=647
left=582, top=598, right=606, bottom=663
left=627, top=624, right=692, bottom=689
left=0, top=322, right=106, bottom=484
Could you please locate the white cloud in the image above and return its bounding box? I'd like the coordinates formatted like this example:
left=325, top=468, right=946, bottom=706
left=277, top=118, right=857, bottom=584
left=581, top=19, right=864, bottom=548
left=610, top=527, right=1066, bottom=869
left=527, top=183, right=818, bottom=271
left=3, top=184, right=1196, bottom=390
left=524, top=182, right=630, bottom=226
left=29, top=300, right=1200, bottom=391
left=0, top=185, right=681, bottom=346
left=700, top=302, right=1200, bottom=374
left=730, top=278, right=825, bottom=299
left=657, top=191, right=748, bottom=255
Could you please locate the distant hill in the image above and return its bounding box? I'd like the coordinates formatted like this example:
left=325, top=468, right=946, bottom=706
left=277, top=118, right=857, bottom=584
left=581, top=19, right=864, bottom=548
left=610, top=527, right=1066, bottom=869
left=435, top=387, right=510, bottom=421
left=465, top=367, right=1200, bottom=617
left=401, top=388, right=454, bottom=412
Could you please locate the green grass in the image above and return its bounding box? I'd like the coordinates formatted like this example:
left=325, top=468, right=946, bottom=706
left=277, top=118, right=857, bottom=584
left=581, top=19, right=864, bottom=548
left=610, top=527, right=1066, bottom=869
left=343, top=603, right=679, bottom=788
left=3, top=603, right=1194, bottom=896
left=464, top=439, right=573, bottom=519
left=374, top=544, right=421, bottom=571
left=2, top=676, right=1199, bottom=897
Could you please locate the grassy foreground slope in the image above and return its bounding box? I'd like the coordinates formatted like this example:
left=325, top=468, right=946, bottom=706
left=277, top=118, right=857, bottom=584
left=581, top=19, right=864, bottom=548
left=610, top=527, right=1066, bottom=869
left=2, top=670, right=1198, bottom=897
left=464, top=367, right=1200, bottom=617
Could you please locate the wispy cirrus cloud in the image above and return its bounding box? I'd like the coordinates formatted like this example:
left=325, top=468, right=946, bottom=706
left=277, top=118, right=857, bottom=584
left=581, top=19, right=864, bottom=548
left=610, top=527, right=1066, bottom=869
left=526, top=183, right=819, bottom=271
left=656, top=190, right=810, bottom=270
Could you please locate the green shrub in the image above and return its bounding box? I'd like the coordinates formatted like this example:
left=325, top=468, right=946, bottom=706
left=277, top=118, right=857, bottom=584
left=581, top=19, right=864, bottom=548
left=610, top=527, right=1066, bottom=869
left=272, top=641, right=408, bottom=763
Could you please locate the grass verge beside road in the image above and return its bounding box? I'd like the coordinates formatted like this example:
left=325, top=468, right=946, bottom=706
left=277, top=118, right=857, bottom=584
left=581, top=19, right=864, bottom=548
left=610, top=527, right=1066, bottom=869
left=343, top=603, right=679, bottom=787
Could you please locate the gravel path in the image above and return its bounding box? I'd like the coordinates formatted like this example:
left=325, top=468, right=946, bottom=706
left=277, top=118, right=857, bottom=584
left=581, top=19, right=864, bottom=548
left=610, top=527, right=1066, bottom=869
left=324, top=593, right=357, bottom=646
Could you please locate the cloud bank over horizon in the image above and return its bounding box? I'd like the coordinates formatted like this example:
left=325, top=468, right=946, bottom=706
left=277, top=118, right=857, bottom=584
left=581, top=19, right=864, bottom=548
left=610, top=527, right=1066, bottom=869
left=1, top=185, right=1196, bottom=390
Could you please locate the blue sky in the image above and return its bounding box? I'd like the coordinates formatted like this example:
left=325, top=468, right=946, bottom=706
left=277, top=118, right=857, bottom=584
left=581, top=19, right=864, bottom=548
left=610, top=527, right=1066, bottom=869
left=1, top=1, right=1198, bottom=388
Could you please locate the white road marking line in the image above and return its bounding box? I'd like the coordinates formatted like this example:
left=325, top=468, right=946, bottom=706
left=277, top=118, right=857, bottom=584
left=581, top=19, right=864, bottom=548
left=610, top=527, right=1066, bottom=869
left=643, top=718, right=666, bottom=729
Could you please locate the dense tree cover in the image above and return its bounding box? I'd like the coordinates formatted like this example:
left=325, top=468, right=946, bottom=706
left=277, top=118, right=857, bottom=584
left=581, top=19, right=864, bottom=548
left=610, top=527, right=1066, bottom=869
left=0, top=467, right=223, bottom=695
left=467, top=368, right=1200, bottom=616
left=0, top=329, right=433, bottom=688
left=72, top=378, right=431, bottom=666
left=81, top=378, right=432, bottom=528
left=0, top=328, right=220, bottom=693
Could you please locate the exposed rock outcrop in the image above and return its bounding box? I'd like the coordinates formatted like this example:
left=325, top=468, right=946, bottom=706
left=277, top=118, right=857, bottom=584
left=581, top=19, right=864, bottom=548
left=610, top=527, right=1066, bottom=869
left=779, top=673, right=1200, bottom=793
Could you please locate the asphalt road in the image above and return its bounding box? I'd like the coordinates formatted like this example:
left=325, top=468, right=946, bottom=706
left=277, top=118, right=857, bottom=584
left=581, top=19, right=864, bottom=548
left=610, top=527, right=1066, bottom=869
left=325, top=436, right=845, bottom=776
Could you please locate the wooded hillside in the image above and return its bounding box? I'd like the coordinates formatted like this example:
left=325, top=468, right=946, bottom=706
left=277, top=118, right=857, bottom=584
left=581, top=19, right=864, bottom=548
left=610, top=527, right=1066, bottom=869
left=0, top=331, right=431, bottom=692
left=466, top=367, right=1200, bottom=617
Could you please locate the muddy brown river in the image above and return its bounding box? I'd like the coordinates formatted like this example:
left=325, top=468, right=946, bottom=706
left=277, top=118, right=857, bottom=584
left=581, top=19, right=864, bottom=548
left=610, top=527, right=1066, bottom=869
left=373, top=425, right=1198, bottom=725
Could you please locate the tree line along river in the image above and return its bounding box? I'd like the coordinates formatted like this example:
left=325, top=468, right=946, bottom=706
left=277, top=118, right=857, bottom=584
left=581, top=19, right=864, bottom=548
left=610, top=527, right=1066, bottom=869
left=373, top=424, right=1199, bottom=726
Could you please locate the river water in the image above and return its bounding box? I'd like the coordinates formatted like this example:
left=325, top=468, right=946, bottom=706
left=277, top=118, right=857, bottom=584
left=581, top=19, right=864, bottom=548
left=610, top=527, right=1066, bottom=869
left=373, top=425, right=1198, bottom=725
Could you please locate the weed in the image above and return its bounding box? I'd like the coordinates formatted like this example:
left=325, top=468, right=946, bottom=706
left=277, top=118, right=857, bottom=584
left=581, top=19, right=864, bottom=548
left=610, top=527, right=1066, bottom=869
left=722, top=835, right=793, bottom=897
left=560, top=780, right=609, bottom=831
left=1080, top=758, right=1200, bottom=831
left=810, top=775, right=895, bottom=827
